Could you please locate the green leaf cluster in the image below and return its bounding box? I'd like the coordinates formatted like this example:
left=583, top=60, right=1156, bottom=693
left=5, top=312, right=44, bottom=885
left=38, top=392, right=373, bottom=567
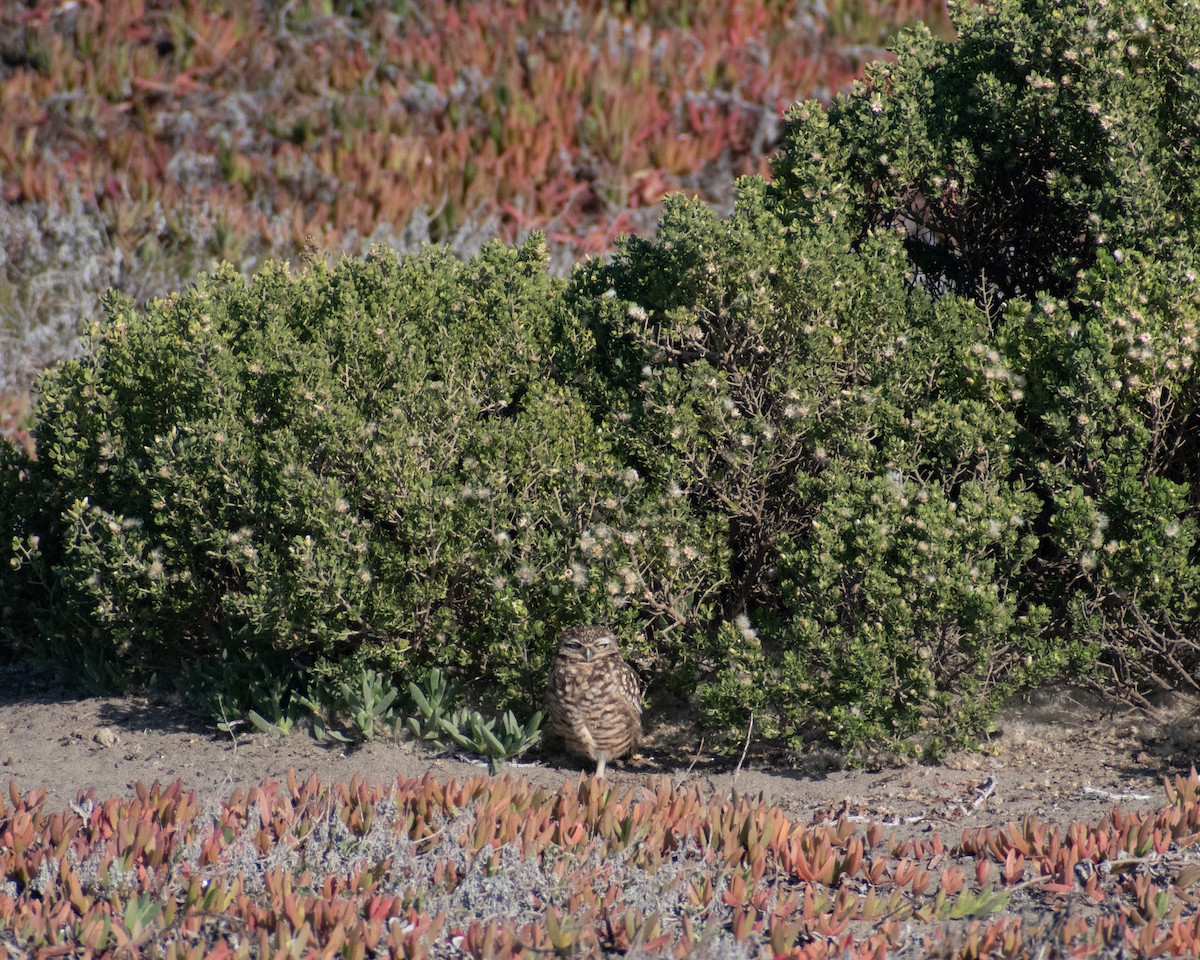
left=4, top=237, right=674, bottom=718
left=404, top=667, right=544, bottom=772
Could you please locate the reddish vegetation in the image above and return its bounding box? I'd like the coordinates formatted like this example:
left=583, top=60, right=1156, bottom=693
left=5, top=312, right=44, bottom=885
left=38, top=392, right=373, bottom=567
left=0, top=0, right=950, bottom=259
left=0, top=391, right=32, bottom=456
left=2, top=770, right=1200, bottom=957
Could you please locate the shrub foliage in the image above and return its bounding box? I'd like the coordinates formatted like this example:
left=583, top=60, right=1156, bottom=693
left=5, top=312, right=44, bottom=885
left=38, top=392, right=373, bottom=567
left=570, top=180, right=1061, bottom=754
left=4, top=0, right=1199, bottom=756
left=765, top=0, right=1200, bottom=738
left=6, top=239, right=691, bottom=715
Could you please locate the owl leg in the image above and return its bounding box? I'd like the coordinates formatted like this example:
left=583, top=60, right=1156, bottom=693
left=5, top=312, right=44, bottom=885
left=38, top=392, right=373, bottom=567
left=595, top=753, right=607, bottom=779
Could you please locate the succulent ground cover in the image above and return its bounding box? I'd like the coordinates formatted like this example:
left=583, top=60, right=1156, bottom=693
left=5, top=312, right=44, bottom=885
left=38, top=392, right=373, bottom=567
left=2, top=766, right=1200, bottom=959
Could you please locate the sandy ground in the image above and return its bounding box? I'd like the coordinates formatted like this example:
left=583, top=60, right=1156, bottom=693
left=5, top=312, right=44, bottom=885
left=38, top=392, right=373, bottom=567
left=1, top=662, right=1196, bottom=838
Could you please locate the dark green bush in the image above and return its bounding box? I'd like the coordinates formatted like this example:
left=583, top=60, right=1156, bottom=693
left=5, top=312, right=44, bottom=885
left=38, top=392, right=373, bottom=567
left=567, top=0, right=1200, bottom=753
left=770, top=0, right=1200, bottom=306
left=995, top=251, right=1200, bottom=707
left=569, top=183, right=1063, bottom=755
left=10, top=238, right=715, bottom=714
left=765, top=0, right=1200, bottom=711
left=0, top=442, right=55, bottom=662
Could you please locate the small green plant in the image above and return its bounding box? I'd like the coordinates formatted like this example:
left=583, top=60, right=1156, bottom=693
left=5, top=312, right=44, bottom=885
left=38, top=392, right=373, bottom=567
left=337, top=667, right=400, bottom=741
left=187, top=652, right=303, bottom=737
left=436, top=707, right=543, bottom=774
left=246, top=708, right=298, bottom=738
left=297, top=668, right=401, bottom=744
left=944, top=886, right=1011, bottom=921
left=404, top=667, right=461, bottom=746
left=405, top=667, right=542, bottom=772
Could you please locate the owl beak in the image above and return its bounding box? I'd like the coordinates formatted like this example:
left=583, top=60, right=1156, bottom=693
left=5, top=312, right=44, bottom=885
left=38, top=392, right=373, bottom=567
left=582, top=647, right=595, bottom=662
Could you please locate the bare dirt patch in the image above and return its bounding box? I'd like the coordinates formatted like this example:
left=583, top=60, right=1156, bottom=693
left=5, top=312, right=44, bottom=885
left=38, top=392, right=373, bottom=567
left=1, top=662, right=1195, bottom=836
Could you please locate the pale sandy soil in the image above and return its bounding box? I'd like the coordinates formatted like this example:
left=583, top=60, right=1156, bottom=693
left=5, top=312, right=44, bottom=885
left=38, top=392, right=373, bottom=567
left=2, top=663, right=1197, bottom=838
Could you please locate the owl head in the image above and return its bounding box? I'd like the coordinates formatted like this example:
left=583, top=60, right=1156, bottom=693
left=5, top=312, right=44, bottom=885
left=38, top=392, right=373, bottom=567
left=556, top=624, right=621, bottom=663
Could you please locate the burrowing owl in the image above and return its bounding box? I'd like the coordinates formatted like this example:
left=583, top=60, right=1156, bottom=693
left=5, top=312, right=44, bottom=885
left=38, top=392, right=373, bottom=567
left=545, top=625, right=643, bottom=778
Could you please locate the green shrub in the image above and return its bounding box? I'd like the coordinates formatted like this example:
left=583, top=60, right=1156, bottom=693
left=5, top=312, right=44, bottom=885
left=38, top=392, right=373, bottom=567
left=764, top=0, right=1200, bottom=731
left=996, top=250, right=1200, bottom=705
left=771, top=0, right=1200, bottom=307
left=570, top=182, right=1065, bottom=755
left=568, top=0, right=1200, bottom=753
left=13, top=237, right=690, bottom=716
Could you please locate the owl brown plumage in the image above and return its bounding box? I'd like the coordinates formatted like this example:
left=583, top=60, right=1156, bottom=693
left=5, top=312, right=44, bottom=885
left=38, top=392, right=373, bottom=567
left=545, top=625, right=643, bottom=778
